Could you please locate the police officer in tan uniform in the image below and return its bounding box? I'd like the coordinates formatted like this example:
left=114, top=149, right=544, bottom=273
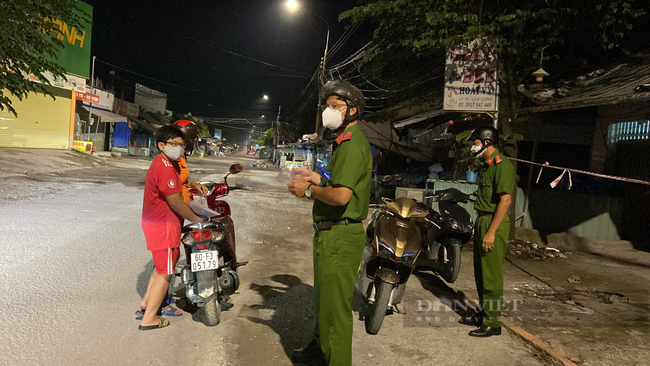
left=459, top=126, right=515, bottom=337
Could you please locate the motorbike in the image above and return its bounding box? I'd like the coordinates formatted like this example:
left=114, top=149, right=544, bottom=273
left=419, top=188, right=474, bottom=283
left=355, top=196, right=429, bottom=334
left=178, top=163, right=245, bottom=326
left=356, top=189, right=474, bottom=334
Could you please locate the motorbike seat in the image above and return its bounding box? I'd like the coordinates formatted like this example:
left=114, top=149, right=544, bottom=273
left=433, top=188, right=470, bottom=204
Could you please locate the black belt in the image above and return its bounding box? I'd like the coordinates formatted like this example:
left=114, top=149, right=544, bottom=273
left=476, top=210, right=494, bottom=217
left=313, top=219, right=362, bottom=232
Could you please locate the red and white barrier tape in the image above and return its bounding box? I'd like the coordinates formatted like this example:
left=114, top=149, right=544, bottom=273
left=511, top=157, right=650, bottom=187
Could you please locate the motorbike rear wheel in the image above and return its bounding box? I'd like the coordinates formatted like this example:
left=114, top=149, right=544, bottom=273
left=442, top=239, right=462, bottom=283
left=197, top=292, right=221, bottom=327
left=365, top=280, right=393, bottom=335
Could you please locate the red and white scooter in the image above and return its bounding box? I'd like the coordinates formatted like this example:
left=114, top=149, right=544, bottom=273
left=178, top=163, right=245, bottom=326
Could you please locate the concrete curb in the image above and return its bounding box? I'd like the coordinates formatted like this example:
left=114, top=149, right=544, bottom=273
left=462, top=291, right=577, bottom=366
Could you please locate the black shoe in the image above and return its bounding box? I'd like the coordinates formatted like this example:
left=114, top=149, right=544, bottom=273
left=468, top=324, right=502, bottom=337
left=291, top=340, right=326, bottom=365
left=458, top=313, right=484, bottom=327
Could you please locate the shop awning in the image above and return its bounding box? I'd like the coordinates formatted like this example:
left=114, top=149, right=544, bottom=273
left=358, top=120, right=433, bottom=162
left=393, top=110, right=447, bottom=129
left=82, top=106, right=128, bottom=123
left=520, top=62, right=650, bottom=114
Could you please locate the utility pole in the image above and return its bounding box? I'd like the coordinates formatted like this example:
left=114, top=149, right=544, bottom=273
left=274, top=104, right=281, bottom=148
left=87, top=56, right=96, bottom=142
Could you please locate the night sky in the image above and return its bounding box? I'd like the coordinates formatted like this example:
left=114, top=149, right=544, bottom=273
left=83, top=0, right=362, bottom=141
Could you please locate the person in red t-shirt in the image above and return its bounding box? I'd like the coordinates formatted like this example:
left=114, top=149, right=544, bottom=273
left=138, top=125, right=204, bottom=331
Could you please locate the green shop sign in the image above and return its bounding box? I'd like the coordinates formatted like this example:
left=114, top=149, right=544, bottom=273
left=47, top=1, right=93, bottom=78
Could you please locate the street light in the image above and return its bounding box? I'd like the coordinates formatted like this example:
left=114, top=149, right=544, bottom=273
left=286, top=0, right=298, bottom=11
left=285, top=0, right=330, bottom=134
left=263, top=94, right=269, bottom=100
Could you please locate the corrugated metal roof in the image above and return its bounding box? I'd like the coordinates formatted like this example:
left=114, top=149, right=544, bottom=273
left=393, top=109, right=447, bottom=128
left=522, top=62, right=650, bottom=113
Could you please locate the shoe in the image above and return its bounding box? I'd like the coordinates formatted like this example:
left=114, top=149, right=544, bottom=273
left=458, top=313, right=484, bottom=327
left=468, top=324, right=502, bottom=337
left=291, top=339, right=326, bottom=365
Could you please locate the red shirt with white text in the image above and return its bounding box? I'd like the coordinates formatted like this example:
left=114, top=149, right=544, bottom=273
left=141, top=155, right=183, bottom=251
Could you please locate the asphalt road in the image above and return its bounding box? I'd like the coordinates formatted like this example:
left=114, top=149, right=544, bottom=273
left=0, top=153, right=546, bottom=366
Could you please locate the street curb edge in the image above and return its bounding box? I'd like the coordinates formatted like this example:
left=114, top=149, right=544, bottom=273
left=461, top=291, right=577, bottom=366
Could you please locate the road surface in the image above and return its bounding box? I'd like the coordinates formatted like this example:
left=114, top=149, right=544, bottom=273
left=0, top=152, right=544, bottom=365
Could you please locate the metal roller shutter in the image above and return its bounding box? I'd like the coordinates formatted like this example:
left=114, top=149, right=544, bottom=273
left=0, top=85, right=73, bottom=149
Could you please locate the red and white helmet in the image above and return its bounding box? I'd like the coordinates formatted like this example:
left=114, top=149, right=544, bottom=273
left=173, top=119, right=198, bottom=154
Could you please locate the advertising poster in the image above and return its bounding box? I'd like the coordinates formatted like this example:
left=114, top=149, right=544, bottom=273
left=444, top=41, right=498, bottom=112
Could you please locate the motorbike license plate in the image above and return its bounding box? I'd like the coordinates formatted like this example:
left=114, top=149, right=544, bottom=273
left=191, top=250, right=219, bottom=272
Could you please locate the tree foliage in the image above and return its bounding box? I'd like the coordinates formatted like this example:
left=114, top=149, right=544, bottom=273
left=0, top=0, right=86, bottom=116
left=255, top=128, right=275, bottom=147
left=341, top=0, right=646, bottom=135
left=181, top=113, right=210, bottom=137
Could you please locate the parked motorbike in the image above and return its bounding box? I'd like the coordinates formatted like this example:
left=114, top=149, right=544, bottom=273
left=178, top=163, right=245, bottom=326
left=356, top=196, right=429, bottom=334
left=419, top=188, right=474, bottom=283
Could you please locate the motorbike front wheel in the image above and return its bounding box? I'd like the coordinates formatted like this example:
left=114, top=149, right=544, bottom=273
left=365, top=280, right=393, bottom=335
left=442, top=239, right=462, bottom=283
left=196, top=292, right=221, bottom=327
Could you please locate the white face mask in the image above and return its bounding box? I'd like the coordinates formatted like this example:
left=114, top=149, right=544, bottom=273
left=470, top=144, right=484, bottom=156
left=164, top=145, right=185, bottom=161
left=322, top=107, right=344, bottom=131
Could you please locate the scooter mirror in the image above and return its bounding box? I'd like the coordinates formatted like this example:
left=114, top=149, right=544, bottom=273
left=229, top=163, right=243, bottom=174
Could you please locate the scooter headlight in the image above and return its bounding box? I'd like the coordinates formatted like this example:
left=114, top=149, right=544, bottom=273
left=377, top=241, right=395, bottom=259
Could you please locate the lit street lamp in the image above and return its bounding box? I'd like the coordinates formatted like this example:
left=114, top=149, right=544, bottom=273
left=285, top=0, right=330, bottom=135
left=263, top=94, right=269, bottom=100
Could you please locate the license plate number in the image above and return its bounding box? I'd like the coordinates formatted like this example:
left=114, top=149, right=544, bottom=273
left=191, top=250, right=219, bottom=272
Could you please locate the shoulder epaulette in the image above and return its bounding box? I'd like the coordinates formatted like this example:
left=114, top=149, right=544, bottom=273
left=495, top=155, right=502, bottom=164
left=336, top=132, right=353, bottom=144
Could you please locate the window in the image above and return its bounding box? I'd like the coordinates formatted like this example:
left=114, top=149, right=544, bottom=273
left=607, top=120, right=650, bottom=146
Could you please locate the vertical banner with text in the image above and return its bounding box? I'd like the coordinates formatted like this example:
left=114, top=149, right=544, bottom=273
left=444, top=41, right=498, bottom=112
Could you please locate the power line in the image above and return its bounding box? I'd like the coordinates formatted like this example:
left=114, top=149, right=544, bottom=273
left=95, top=59, right=223, bottom=97
left=185, top=37, right=299, bottom=73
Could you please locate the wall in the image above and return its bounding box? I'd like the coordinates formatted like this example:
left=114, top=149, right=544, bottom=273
left=397, top=180, right=623, bottom=242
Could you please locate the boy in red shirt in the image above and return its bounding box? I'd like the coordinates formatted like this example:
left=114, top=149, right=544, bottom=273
left=139, top=125, right=203, bottom=331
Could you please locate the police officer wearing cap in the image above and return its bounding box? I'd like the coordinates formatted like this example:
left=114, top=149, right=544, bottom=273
left=288, top=79, right=371, bottom=365
left=458, top=126, right=515, bottom=337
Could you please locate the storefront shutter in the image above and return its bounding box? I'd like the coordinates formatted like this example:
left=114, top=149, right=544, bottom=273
left=0, top=85, right=72, bottom=149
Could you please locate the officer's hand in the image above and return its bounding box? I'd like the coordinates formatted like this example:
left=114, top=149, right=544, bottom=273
left=482, top=231, right=495, bottom=252
left=287, top=181, right=310, bottom=198
left=291, top=168, right=319, bottom=184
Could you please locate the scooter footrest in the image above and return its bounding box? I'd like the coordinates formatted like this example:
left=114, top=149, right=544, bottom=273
left=235, top=261, right=249, bottom=267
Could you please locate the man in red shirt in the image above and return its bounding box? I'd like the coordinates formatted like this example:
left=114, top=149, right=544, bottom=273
left=139, top=125, right=203, bottom=331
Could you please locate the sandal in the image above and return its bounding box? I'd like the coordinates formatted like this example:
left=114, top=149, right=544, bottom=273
left=138, top=316, right=170, bottom=331
left=135, top=298, right=181, bottom=319
left=160, top=305, right=183, bottom=316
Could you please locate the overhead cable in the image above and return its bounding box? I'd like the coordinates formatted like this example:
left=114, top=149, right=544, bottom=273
left=185, top=37, right=298, bottom=73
